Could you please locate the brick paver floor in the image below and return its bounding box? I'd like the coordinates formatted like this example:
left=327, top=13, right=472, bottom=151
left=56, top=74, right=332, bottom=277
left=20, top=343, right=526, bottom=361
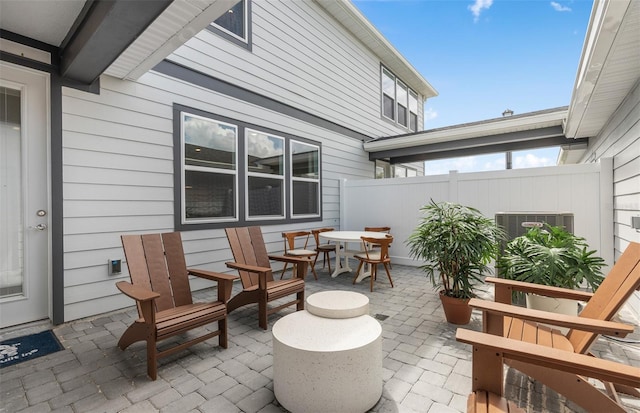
left=1, top=264, right=638, bottom=413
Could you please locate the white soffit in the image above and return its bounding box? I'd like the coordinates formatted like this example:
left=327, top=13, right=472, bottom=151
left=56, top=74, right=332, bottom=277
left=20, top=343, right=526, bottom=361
left=565, top=0, right=640, bottom=139
left=105, top=0, right=237, bottom=80
left=364, top=108, right=568, bottom=152
left=315, top=0, right=438, bottom=100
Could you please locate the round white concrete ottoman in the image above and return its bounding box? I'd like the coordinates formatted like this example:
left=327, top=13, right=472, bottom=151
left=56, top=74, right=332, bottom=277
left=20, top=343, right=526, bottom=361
left=306, top=290, right=369, bottom=319
left=273, top=291, right=382, bottom=413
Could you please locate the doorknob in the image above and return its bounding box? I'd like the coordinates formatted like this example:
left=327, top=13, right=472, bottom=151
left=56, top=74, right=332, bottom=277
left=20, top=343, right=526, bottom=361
left=29, top=223, right=48, bottom=231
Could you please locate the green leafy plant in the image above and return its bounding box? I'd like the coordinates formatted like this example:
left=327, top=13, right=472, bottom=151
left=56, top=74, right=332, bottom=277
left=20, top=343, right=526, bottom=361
left=497, top=224, right=605, bottom=291
left=407, top=200, right=506, bottom=299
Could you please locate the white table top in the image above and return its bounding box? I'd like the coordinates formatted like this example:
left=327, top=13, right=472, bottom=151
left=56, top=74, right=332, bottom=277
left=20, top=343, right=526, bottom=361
left=318, top=231, right=388, bottom=242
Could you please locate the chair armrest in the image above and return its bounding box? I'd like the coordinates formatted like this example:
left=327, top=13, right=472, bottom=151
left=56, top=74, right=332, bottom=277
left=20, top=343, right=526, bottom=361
left=116, top=281, right=160, bottom=302
left=486, top=277, right=594, bottom=302
left=268, top=254, right=311, bottom=265
left=188, top=268, right=238, bottom=282
left=456, top=329, right=640, bottom=388
left=225, top=261, right=271, bottom=274
left=469, top=298, right=633, bottom=337
left=188, top=268, right=239, bottom=303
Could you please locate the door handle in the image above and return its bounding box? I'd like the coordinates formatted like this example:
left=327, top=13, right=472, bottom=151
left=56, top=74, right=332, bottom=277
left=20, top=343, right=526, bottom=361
left=29, top=223, right=48, bottom=231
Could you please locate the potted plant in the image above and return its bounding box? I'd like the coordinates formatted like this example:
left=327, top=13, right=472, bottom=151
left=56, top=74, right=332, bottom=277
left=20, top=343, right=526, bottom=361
left=407, top=200, right=505, bottom=324
left=496, top=224, right=605, bottom=315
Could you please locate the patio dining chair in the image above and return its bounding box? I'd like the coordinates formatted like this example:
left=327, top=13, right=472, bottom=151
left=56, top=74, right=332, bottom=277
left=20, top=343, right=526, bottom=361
left=311, top=228, right=338, bottom=273
left=364, top=226, right=393, bottom=268
left=353, top=235, right=394, bottom=292
left=280, top=231, right=318, bottom=280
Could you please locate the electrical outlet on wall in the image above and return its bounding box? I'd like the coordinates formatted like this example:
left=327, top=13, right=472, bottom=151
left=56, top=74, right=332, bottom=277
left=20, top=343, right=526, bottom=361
left=108, top=259, right=122, bottom=275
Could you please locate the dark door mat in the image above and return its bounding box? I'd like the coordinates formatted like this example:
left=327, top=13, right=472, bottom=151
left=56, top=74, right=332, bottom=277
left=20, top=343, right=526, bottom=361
left=0, top=330, right=63, bottom=368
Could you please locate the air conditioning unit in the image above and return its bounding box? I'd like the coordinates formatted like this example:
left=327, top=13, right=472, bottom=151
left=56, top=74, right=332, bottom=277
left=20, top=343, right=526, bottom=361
left=495, top=212, right=574, bottom=278
left=495, top=212, right=574, bottom=240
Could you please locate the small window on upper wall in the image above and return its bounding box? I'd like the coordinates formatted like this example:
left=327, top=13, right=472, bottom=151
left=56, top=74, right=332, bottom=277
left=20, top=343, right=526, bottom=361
left=381, top=66, right=418, bottom=130
left=409, top=91, right=418, bottom=132
left=291, top=140, right=320, bottom=217
left=208, top=0, right=251, bottom=49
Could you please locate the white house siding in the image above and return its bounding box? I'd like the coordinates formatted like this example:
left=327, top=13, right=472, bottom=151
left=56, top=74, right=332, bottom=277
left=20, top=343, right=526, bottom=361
left=579, top=79, right=640, bottom=316
left=61, top=64, right=378, bottom=320
left=167, top=0, right=423, bottom=140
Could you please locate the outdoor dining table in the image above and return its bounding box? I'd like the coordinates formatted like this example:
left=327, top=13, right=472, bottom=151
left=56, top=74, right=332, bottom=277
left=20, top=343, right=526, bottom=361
left=318, top=230, right=389, bottom=283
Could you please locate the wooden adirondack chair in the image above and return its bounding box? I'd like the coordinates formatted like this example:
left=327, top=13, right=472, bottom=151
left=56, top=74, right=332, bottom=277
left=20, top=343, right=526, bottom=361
left=456, top=329, right=640, bottom=413
left=117, top=232, right=237, bottom=380
left=225, top=226, right=307, bottom=329
left=470, top=241, right=640, bottom=412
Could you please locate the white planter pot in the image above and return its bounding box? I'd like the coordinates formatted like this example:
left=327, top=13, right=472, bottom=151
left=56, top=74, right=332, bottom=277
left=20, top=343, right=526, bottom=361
left=525, top=294, right=578, bottom=334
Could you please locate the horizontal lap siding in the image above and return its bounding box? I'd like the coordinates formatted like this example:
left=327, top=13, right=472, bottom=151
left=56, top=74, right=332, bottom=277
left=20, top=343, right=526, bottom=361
left=62, top=66, right=370, bottom=320
left=169, top=0, right=414, bottom=138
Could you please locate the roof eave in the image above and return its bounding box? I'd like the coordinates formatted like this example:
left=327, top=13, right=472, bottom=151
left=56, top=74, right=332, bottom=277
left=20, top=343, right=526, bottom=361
left=314, top=0, right=438, bottom=99
left=365, top=108, right=568, bottom=152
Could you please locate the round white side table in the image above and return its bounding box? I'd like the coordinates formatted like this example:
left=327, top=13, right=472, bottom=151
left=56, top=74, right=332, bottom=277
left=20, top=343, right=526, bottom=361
left=272, top=291, right=382, bottom=413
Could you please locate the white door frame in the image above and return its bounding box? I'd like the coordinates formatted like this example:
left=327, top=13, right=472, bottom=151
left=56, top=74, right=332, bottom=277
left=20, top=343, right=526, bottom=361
left=0, top=61, right=52, bottom=328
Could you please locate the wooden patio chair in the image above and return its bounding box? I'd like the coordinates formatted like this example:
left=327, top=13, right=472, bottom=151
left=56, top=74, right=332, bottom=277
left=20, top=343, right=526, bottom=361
left=456, top=329, right=640, bottom=413
left=311, top=228, right=338, bottom=273
left=469, top=241, right=640, bottom=412
left=280, top=230, right=318, bottom=280
left=353, top=235, right=394, bottom=292
left=117, top=232, right=237, bottom=380
left=225, top=226, right=307, bottom=329
left=364, top=226, right=393, bottom=268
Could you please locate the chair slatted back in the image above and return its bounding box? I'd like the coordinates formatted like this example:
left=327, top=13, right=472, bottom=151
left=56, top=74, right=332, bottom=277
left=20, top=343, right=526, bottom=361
left=225, top=226, right=274, bottom=289
left=568, top=242, right=640, bottom=353
left=312, top=228, right=335, bottom=247
left=364, top=226, right=391, bottom=233
left=360, top=235, right=393, bottom=262
left=282, top=231, right=311, bottom=252
left=121, top=233, right=193, bottom=315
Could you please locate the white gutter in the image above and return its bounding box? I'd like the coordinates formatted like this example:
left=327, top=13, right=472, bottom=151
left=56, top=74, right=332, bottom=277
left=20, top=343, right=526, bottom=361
left=364, top=108, right=567, bottom=152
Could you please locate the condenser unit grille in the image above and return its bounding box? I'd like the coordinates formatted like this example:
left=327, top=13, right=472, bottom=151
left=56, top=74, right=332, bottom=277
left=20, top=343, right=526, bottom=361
left=495, top=212, right=574, bottom=240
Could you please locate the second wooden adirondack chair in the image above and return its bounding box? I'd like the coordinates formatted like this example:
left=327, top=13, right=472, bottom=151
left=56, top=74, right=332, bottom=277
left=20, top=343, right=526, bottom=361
left=470, top=241, right=640, bottom=412
left=117, top=232, right=237, bottom=380
left=225, top=226, right=307, bottom=329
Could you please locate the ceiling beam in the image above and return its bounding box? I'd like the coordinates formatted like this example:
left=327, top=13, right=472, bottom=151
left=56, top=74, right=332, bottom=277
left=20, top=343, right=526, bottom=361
left=61, top=0, right=172, bottom=84
left=368, top=126, right=588, bottom=163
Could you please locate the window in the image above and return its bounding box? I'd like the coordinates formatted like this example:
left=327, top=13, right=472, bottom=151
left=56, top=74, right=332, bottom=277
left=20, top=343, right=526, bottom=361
left=393, top=165, right=407, bottom=178
left=381, top=68, right=395, bottom=120
left=246, top=129, right=284, bottom=219
left=381, top=66, right=418, bottom=130
left=182, top=113, right=238, bottom=223
left=396, top=81, right=408, bottom=127
left=208, top=0, right=251, bottom=49
left=176, top=106, right=321, bottom=229
left=409, top=91, right=418, bottom=132
left=291, top=141, right=320, bottom=217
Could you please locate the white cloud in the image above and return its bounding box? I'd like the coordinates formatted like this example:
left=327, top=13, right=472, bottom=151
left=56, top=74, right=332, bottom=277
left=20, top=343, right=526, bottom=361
left=551, top=2, right=572, bottom=12
left=513, top=152, right=556, bottom=169
left=468, top=0, right=493, bottom=22
left=424, top=107, right=438, bottom=124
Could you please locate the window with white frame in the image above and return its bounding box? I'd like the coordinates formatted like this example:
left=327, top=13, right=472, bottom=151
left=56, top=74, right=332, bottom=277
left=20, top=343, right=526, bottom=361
left=209, top=0, right=251, bottom=48
left=246, top=129, right=285, bottom=219
left=182, top=113, right=238, bottom=223
left=381, top=66, right=419, bottom=131
left=409, top=91, right=418, bottom=132
left=290, top=141, right=320, bottom=217
left=176, top=107, right=321, bottom=229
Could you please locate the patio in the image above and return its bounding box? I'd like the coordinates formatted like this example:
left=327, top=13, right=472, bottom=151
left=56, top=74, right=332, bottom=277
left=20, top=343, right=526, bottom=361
left=1, top=264, right=638, bottom=413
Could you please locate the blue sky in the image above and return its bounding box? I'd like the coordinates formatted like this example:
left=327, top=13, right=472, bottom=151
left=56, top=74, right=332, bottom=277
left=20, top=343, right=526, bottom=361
left=353, top=0, right=594, bottom=173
